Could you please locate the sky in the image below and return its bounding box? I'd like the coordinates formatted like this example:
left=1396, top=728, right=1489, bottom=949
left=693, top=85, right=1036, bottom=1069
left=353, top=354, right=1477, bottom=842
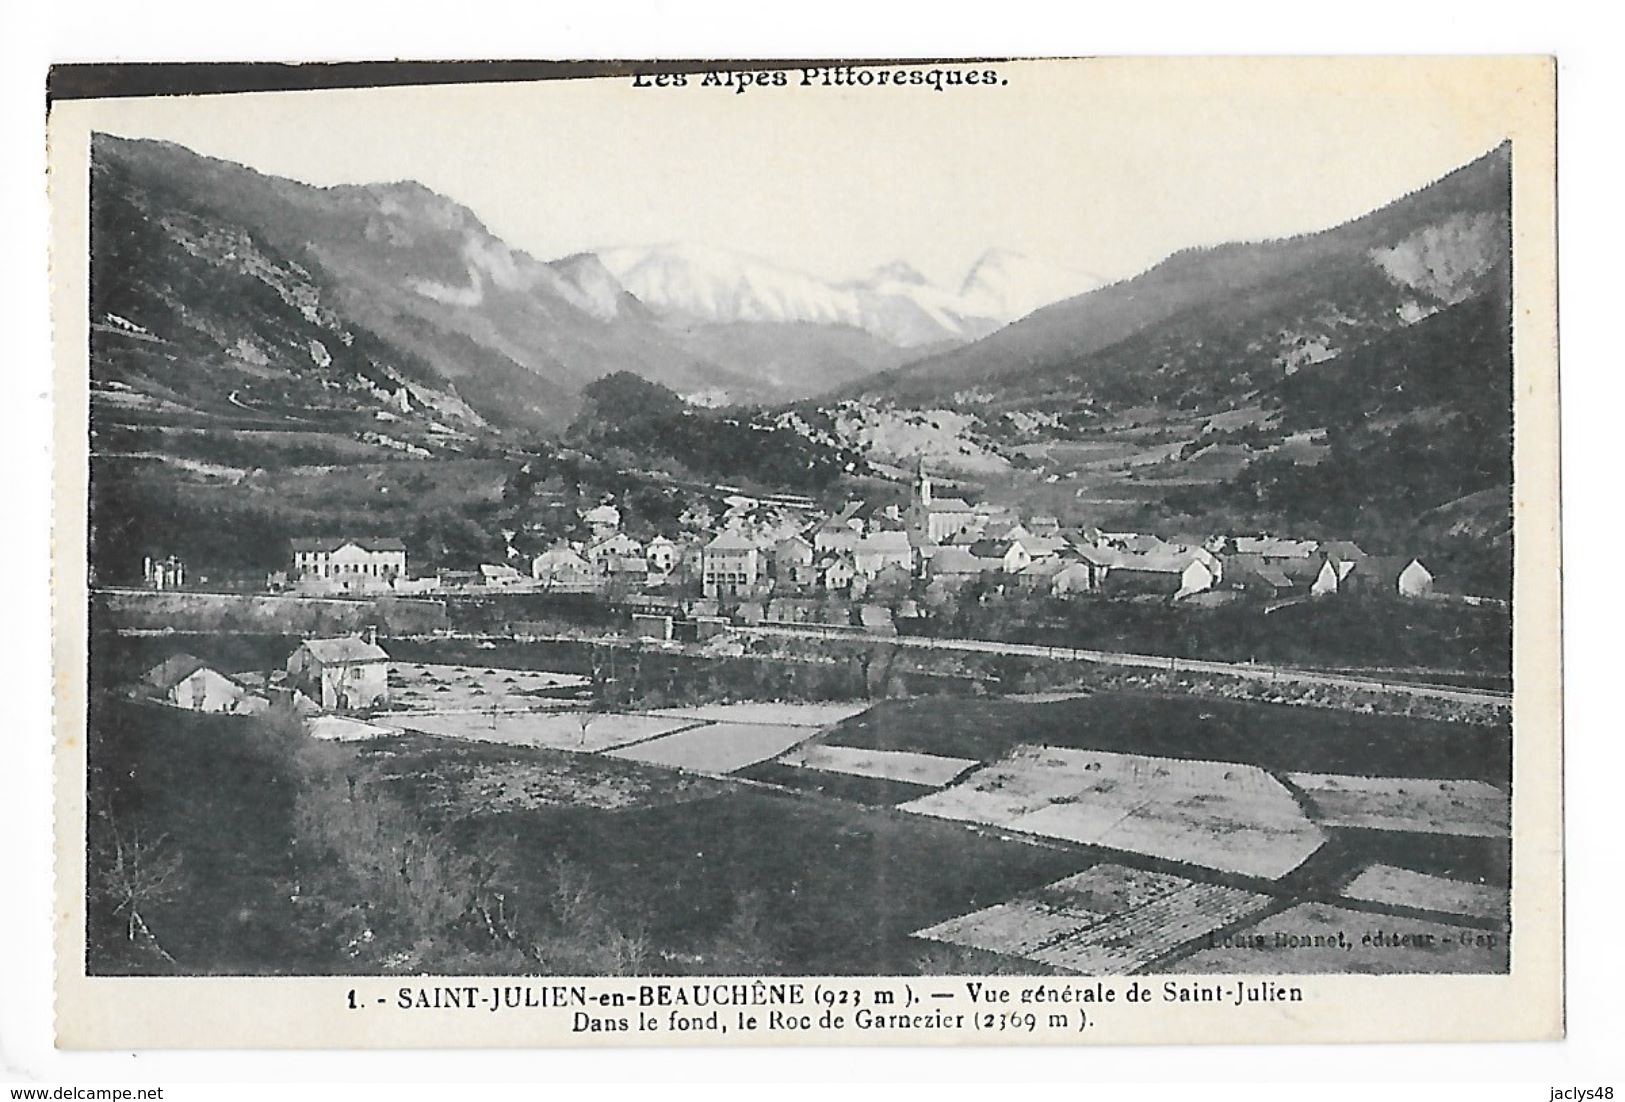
left=73, top=58, right=1521, bottom=287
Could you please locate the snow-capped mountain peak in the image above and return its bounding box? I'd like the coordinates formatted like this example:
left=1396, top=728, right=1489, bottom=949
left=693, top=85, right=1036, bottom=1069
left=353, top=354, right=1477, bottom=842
left=858, top=260, right=930, bottom=288
left=596, top=243, right=856, bottom=329
left=583, top=243, right=1105, bottom=347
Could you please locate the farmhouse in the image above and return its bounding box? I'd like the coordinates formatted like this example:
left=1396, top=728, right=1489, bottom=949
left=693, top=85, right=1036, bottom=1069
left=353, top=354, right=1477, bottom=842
left=1017, top=557, right=1068, bottom=592
left=603, top=554, right=650, bottom=591
left=479, top=563, right=524, bottom=587
left=286, top=635, right=390, bottom=712
left=531, top=545, right=594, bottom=588
left=853, top=530, right=913, bottom=578
left=583, top=502, right=622, bottom=533
left=1226, top=553, right=1319, bottom=598
left=968, top=539, right=1033, bottom=574
left=818, top=553, right=856, bottom=593
left=289, top=537, right=407, bottom=593
left=1348, top=556, right=1435, bottom=599
left=1311, top=542, right=1374, bottom=596
left=929, top=544, right=995, bottom=584
left=142, top=654, right=259, bottom=713
left=1230, top=536, right=1320, bottom=564
left=813, top=502, right=866, bottom=555
left=586, top=532, right=642, bottom=567
left=771, top=534, right=818, bottom=588
left=1175, top=559, right=1221, bottom=599
left=1098, top=545, right=1220, bottom=598
left=1052, top=561, right=1098, bottom=597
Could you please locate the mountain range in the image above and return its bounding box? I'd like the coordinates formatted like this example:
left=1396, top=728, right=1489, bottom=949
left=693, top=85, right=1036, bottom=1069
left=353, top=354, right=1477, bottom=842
left=595, top=243, right=1101, bottom=347
left=87, top=131, right=1515, bottom=593
left=87, top=134, right=1100, bottom=429
left=858, top=143, right=1512, bottom=414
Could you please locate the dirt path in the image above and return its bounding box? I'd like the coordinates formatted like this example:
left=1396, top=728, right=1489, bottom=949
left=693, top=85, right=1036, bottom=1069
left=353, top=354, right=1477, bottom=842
left=739, top=625, right=1511, bottom=708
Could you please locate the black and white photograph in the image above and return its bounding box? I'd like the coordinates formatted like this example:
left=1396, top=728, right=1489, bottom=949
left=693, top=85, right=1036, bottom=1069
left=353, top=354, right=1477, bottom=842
left=46, top=55, right=1561, bottom=1047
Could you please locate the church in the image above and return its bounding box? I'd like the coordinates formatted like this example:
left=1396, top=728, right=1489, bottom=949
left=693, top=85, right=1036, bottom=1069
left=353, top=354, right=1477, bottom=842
left=906, top=457, right=977, bottom=543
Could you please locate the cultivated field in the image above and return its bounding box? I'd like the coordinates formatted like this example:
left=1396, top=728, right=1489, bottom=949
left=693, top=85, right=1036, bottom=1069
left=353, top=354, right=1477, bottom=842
left=776, top=744, right=979, bottom=787
left=1340, top=863, right=1509, bottom=923
left=387, top=710, right=694, bottom=753
left=914, top=865, right=1274, bottom=975
left=900, top=746, right=1326, bottom=880
left=607, top=722, right=821, bottom=774
left=388, top=663, right=590, bottom=713
left=88, top=629, right=1515, bottom=977
left=1286, top=773, right=1509, bottom=837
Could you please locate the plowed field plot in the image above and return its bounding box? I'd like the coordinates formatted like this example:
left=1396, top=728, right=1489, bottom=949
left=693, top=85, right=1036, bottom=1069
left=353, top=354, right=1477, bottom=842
left=1287, top=773, right=1508, bottom=837
left=736, top=761, right=936, bottom=806
left=1341, top=864, right=1508, bottom=923
left=607, top=722, right=819, bottom=774
left=368, top=736, right=732, bottom=816
left=913, top=864, right=1273, bottom=975
left=1163, top=901, right=1508, bottom=974
left=388, top=663, right=590, bottom=713
left=902, top=746, right=1325, bottom=879
left=777, top=744, right=978, bottom=787
left=392, top=711, right=693, bottom=752
left=644, top=702, right=872, bottom=727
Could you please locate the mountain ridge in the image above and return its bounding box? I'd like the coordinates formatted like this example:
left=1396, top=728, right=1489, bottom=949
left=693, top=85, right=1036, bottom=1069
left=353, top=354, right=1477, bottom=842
left=89, top=135, right=944, bottom=425
left=859, top=142, right=1512, bottom=408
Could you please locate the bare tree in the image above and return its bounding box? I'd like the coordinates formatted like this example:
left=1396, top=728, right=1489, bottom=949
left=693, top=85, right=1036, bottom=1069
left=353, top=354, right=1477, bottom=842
left=89, top=806, right=184, bottom=960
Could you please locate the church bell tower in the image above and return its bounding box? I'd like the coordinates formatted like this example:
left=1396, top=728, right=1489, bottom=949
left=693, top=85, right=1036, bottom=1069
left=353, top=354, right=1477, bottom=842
left=915, top=454, right=932, bottom=507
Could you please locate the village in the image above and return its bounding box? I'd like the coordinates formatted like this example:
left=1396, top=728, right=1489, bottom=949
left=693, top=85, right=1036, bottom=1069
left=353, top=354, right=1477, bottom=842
left=140, top=457, right=1451, bottom=650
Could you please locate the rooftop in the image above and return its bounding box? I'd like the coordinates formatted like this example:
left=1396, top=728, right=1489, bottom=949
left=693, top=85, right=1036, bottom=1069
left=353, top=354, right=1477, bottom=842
left=289, top=536, right=406, bottom=553
left=298, top=636, right=390, bottom=664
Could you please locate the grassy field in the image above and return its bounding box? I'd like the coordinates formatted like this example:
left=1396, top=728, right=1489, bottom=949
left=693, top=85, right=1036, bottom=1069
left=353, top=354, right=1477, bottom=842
left=817, top=693, right=1512, bottom=784
left=86, top=698, right=319, bottom=974
left=455, top=786, right=1095, bottom=974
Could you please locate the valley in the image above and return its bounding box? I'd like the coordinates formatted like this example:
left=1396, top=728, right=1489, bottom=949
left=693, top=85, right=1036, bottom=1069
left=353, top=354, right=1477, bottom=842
left=81, top=126, right=1520, bottom=983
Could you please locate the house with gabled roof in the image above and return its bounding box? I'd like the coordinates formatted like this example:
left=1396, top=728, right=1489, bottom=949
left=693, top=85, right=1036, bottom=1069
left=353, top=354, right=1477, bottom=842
left=1231, top=535, right=1321, bottom=563
left=928, top=545, right=990, bottom=585
left=818, top=553, right=856, bottom=593
left=286, top=635, right=390, bottom=712
left=1347, top=556, right=1435, bottom=599
left=142, top=654, right=259, bottom=713
left=853, top=529, right=913, bottom=578
left=968, top=538, right=1032, bottom=574
left=586, top=532, right=642, bottom=567
left=532, top=545, right=594, bottom=589
left=1311, top=540, right=1370, bottom=595
left=1016, top=557, right=1067, bottom=592
left=289, top=536, right=407, bottom=594
left=480, top=563, right=524, bottom=587
left=702, top=529, right=760, bottom=598
left=813, top=502, right=866, bottom=554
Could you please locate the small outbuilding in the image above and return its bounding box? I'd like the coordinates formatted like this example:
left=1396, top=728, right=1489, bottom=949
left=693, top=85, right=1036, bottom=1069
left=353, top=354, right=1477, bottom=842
left=142, top=654, right=256, bottom=713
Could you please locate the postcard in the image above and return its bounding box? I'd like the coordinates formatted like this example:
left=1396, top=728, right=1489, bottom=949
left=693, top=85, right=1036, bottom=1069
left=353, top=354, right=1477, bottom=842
left=49, top=56, right=1561, bottom=1047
